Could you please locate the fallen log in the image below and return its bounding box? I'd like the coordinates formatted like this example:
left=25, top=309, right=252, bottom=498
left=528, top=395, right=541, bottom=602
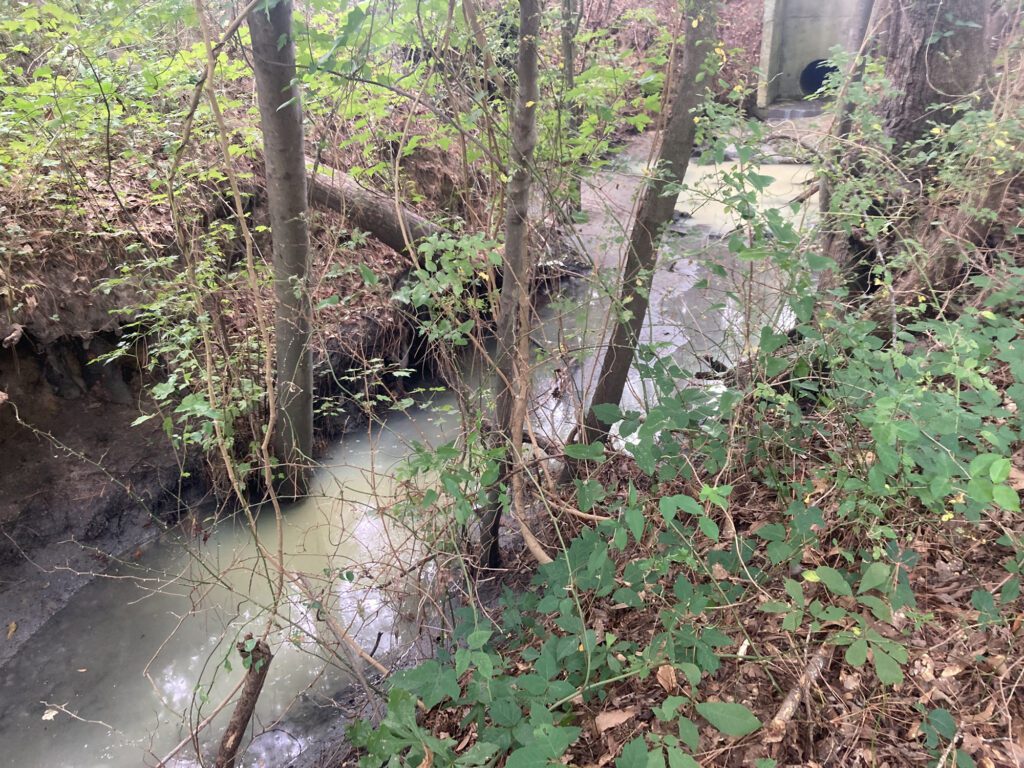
left=306, top=159, right=442, bottom=256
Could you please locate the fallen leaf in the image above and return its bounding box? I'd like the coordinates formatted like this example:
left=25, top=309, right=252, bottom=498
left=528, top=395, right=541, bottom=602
left=1009, top=466, right=1024, bottom=491
left=41, top=709, right=58, bottom=721
left=839, top=670, right=861, bottom=691
left=656, top=664, right=677, bottom=693
left=940, top=664, right=963, bottom=678
left=2, top=324, right=23, bottom=348
left=595, top=709, right=635, bottom=733
left=6, top=621, right=16, bottom=640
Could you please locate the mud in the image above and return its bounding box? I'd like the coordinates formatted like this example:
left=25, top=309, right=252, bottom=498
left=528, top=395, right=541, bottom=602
left=0, top=337, right=207, bottom=667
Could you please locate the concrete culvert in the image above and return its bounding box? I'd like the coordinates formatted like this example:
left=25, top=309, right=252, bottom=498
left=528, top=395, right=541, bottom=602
left=799, top=59, right=838, bottom=96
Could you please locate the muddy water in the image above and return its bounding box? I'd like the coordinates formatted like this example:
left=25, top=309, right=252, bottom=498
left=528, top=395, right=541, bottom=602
left=0, top=135, right=816, bottom=767
left=0, top=395, right=458, bottom=767
left=531, top=137, right=815, bottom=439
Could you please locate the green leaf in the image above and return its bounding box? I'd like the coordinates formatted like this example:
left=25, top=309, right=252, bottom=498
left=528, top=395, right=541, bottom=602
left=316, top=295, right=340, bottom=309
left=845, top=638, right=868, bottom=667
left=695, top=701, right=762, bottom=737
left=666, top=747, right=700, bottom=768
left=805, top=252, right=835, bottom=271
left=871, top=647, right=904, bottom=684
left=677, top=716, right=700, bottom=749
left=564, top=442, right=606, bottom=462
left=698, top=515, right=720, bottom=542
left=659, top=494, right=702, bottom=522
left=625, top=504, right=645, bottom=542
left=507, top=746, right=548, bottom=768
left=989, top=457, right=1011, bottom=483
left=858, top=562, right=891, bottom=594
left=358, top=263, right=380, bottom=286
left=466, top=629, right=491, bottom=650
left=591, top=403, right=623, bottom=425
left=395, top=661, right=460, bottom=708
left=811, top=566, right=853, bottom=596
left=616, top=737, right=650, bottom=768
left=993, top=484, right=1021, bottom=511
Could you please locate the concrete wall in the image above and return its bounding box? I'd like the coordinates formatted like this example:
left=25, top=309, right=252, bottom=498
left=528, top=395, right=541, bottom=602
left=757, top=0, right=871, bottom=108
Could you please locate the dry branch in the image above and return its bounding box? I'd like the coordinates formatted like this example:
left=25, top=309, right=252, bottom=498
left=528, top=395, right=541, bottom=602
left=765, top=642, right=832, bottom=742
left=214, top=638, right=273, bottom=768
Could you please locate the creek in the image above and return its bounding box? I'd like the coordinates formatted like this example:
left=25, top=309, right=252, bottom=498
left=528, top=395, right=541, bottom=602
left=0, top=136, right=815, bottom=768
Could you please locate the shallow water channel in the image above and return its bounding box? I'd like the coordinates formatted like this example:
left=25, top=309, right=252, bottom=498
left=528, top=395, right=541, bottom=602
left=0, top=138, right=816, bottom=767
left=0, top=399, right=460, bottom=767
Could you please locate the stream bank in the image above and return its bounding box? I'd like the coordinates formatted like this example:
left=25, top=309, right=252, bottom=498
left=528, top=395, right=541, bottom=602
left=0, top=122, right=817, bottom=765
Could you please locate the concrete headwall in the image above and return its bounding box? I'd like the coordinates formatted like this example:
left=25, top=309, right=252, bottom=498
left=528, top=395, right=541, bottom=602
left=757, top=0, right=872, bottom=108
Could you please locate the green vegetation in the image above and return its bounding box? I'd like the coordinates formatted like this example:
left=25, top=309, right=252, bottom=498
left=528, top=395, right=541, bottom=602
left=1, top=0, right=1022, bottom=766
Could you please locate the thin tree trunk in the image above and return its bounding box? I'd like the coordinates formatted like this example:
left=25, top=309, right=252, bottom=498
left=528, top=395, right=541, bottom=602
left=214, top=639, right=272, bottom=768
left=576, top=0, right=714, bottom=447
left=249, top=0, right=313, bottom=497
left=561, top=0, right=581, bottom=213
left=480, top=0, right=544, bottom=569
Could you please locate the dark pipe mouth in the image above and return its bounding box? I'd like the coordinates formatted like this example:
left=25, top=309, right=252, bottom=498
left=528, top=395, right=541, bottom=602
left=799, top=59, right=838, bottom=96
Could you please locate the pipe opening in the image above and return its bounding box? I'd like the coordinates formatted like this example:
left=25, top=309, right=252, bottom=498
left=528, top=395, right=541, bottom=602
left=799, top=59, right=838, bottom=96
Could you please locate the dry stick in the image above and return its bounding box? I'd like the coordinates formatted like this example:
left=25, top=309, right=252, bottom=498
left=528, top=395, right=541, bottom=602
left=214, top=639, right=273, bottom=768
left=766, top=642, right=833, bottom=741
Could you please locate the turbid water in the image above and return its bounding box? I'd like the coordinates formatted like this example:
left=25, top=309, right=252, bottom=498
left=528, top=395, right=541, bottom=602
left=530, top=135, right=816, bottom=440
left=0, top=134, right=817, bottom=767
left=0, top=394, right=460, bottom=767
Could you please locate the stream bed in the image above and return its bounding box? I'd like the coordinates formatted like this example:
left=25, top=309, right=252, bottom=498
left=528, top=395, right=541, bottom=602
left=0, top=136, right=816, bottom=767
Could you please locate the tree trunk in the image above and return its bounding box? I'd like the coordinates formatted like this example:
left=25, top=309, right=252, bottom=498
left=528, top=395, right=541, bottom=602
left=820, top=0, right=993, bottom=303
left=561, top=0, right=581, bottom=214
left=576, top=0, right=715, bottom=447
left=306, top=161, right=442, bottom=256
left=249, top=0, right=313, bottom=497
left=875, top=0, right=989, bottom=149
left=214, top=639, right=272, bottom=768
left=480, top=0, right=543, bottom=569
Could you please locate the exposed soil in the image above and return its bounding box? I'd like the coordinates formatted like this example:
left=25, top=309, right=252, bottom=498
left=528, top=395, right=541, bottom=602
left=0, top=338, right=206, bottom=666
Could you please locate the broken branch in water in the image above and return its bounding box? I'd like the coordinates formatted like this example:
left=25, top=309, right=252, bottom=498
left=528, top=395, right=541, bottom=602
left=214, top=637, right=273, bottom=768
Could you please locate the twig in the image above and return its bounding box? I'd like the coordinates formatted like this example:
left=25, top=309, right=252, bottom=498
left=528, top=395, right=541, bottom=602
left=765, top=642, right=832, bottom=742
left=288, top=572, right=390, bottom=677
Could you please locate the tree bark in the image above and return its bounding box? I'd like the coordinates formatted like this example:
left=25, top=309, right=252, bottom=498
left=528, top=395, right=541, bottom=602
left=576, top=0, right=715, bottom=447
left=874, top=0, right=988, bottom=149
left=249, top=0, right=313, bottom=497
left=306, top=161, right=442, bottom=256
left=480, top=0, right=543, bottom=569
left=214, top=638, right=272, bottom=768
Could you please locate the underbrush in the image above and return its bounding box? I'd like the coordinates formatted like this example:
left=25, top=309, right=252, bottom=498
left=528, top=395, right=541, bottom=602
left=351, top=265, right=1024, bottom=767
